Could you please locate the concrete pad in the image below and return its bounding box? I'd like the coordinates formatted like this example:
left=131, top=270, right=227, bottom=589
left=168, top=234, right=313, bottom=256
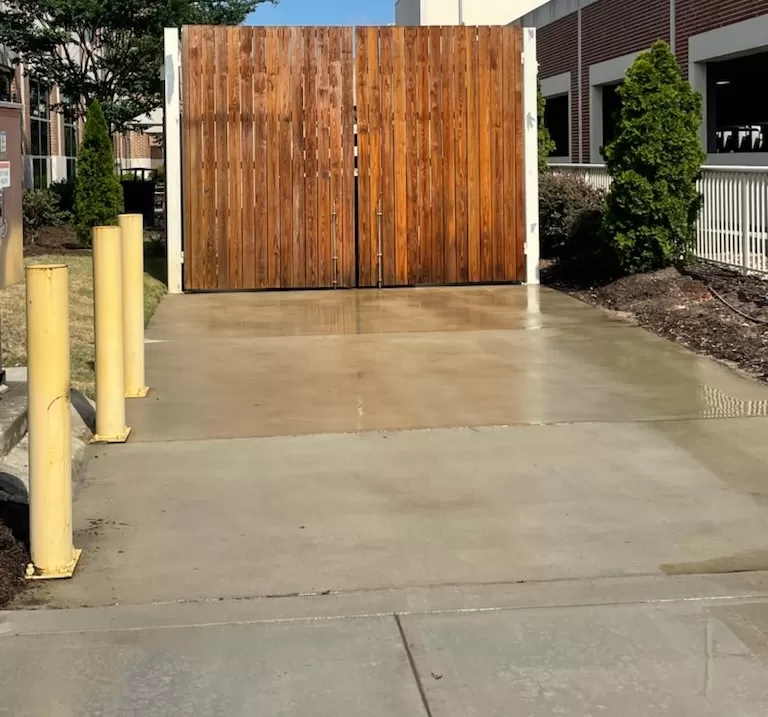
left=39, top=418, right=768, bottom=608
left=0, top=615, right=426, bottom=717
left=128, top=286, right=768, bottom=443
left=400, top=600, right=768, bottom=716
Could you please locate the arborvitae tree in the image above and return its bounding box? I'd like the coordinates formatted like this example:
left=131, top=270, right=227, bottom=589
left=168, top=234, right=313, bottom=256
left=74, top=100, right=123, bottom=245
left=602, top=41, right=705, bottom=274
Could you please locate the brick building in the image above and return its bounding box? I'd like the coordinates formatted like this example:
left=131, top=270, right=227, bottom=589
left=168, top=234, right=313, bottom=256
left=0, top=47, right=161, bottom=189
left=520, top=0, right=768, bottom=166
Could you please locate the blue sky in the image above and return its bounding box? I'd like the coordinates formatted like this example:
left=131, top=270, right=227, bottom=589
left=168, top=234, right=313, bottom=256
left=245, top=0, right=394, bottom=26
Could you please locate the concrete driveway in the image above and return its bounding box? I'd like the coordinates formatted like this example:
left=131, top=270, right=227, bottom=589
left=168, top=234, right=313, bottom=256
left=6, top=286, right=768, bottom=715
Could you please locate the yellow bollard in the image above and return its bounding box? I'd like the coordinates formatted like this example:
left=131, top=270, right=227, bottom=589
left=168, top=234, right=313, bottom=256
left=25, top=265, right=81, bottom=579
left=91, top=226, right=131, bottom=443
left=119, top=214, right=149, bottom=398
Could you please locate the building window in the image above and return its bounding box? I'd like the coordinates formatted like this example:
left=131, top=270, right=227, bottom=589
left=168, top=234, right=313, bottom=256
left=544, top=94, right=569, bottom=157
left=29, top=78, right=51, bottom=189
left=63, top=95, right=78, bottom=179
left=0, top=67, right=14, bottom=103
left=707, top=51, right=768, bottom=154
left=601, top=82, right=623, bottom=151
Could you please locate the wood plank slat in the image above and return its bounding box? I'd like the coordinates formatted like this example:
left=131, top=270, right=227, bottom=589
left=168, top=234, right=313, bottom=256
left=201, top=26, right=218, bottom=290
left=442, top=28, right=457, bottom=284
left=181, top=27, right=196, bottom=288
left=329, top=29, right=343, bottom=289
left=214, top=27, right=229, bottom=289
left=253, top=27, right=268, bottom=288
left=489, top=26, right=504, bottom=283
left=416, top=29, right=430, bottom=285
left=340, top=28, right=355, bottom=288
left=367, top=27, right=382, bottom=288
left=501, top=26, right=517, bottom=282
left=404, top=28, right=420, bottom=286
left=454, top=26, right=469, bottom=283
left=226, top=28, right=242, bottom=289
left=514, top=26, right=526, bottom=281
left=392, top=28, right=408, bottom=286
left=427, top=26, right=443, bottom=284
left=466, top=26, right=481, bottom=283
left=317, top=27, right=332, bottom=287
left=379, top=27, right=395, bottom=286
left=290, top=27, right=306, bottom=288
left=303, top=28, right=319, bottom=287
left=278, top=27, right=293, bottom=288
left=239, top=28, right=255, bottom=289
left=356, top=27, right=371, bottom=286
left=265, top=29, right=281, bottom=287
left=477, top=26, right=493, bottom=283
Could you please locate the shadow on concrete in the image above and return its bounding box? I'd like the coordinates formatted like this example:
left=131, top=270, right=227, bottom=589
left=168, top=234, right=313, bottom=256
left=71, top=389, right=96, bottom=434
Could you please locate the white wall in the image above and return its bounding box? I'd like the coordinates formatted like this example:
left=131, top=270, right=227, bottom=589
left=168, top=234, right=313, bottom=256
left=397, top=0, right=552, bottom=26
left=462, top=0, right=551, bottom=25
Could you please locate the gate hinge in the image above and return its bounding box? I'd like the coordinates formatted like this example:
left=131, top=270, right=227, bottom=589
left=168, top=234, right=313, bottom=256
left=180, top=250, right=185, bottom=263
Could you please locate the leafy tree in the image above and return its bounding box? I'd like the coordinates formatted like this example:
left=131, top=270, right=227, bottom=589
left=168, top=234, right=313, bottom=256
left=0, top=0, right=275, bottom=130
left=602, top=41, right=705, bottom=274
left=74, top=100, right=123, bottom=244
left=538, top=82, right=556, bottom=173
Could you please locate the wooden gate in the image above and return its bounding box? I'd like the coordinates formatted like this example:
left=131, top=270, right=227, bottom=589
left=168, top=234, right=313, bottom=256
left=356, top=25, right=525, bottom=287
left=180, top=25, right=525, bottom=291
left=182, top=26, right=356, bottom=291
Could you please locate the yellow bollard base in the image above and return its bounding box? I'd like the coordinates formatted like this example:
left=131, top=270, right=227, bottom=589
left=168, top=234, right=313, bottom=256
left=125, top=386, right=150, bottom=399
left=90, top=427, right=132, bottom=444
left=25, top=548, right=82, bottom=580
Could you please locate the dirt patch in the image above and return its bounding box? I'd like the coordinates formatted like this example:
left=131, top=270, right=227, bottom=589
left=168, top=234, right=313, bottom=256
left=0, top=505, right=29, bottom=608
left=25, top=225, right=89, bottom=257
left=547, top=260, right=768, bottom=383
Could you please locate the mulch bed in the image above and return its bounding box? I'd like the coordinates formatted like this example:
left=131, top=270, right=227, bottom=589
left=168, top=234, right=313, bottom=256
left=25, top=225, right=91, bottom=257
left=546, top=260, right=768, bottom=383
left=0, top=504, right=29, bottom=608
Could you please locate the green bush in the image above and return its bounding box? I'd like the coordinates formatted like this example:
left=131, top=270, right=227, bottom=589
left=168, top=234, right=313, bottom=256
left=49, top=178, right=76, bottom=215
left=602, top=41, right=705, bottom=274
left=74, top=100, right=123, bottom=245
left=539, top=172, right=605, bottom=260
left=22, top=189, right=67, bottom=244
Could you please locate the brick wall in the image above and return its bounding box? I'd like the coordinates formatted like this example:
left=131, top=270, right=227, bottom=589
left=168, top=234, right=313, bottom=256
left=580, top=0, right=671, bottom=160
left=676, top=0, right=768, bottom=70
left=538, top=13, right=579, bottom=159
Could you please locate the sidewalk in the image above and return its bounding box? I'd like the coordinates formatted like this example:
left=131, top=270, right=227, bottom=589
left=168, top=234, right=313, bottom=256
left=4, top=286, right=768, bottom=714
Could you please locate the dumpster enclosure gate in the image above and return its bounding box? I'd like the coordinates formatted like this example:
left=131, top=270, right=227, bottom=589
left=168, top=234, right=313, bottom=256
left=181, top=25, right=525, bottom=291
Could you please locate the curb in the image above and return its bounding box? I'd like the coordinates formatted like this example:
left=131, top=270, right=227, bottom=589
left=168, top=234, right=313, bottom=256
left=0, top=384, right=94, bottom=505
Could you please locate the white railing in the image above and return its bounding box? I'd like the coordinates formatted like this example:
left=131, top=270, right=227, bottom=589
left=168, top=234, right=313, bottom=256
left=550, top=163, right=768, bottom=275
left=550, top=163, right=612, bottom=193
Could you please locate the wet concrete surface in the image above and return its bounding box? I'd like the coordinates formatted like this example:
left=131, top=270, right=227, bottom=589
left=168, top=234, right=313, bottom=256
left=130, top=287, right=768, bottom=442
left=13, top=285, right=768, bottom=714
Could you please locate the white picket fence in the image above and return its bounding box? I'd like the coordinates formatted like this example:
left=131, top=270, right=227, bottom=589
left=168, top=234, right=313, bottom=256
left=550, top=163, right=768, bottom=275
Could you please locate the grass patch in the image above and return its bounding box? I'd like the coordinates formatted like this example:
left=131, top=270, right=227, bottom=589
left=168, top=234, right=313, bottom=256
left=0, top=254, right=166, bottom=397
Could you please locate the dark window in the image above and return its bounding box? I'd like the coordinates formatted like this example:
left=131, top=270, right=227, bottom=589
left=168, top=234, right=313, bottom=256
left=63, top=95, right=78, bottom=179
left=601, top=82, right=623, bottom=150
left=29, top=77, right=51, bottom=188
left=707, top=51, right=768, bottom=154
left=0, top=67, right=13, bottom=103
left=544, top=94, right=569, bottom=157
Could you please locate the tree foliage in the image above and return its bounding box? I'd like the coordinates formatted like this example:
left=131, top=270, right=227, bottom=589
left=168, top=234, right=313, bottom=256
left=0, top=0, right=275, bottom=130
left=538, top=81, right=556, bottom=173
left=74, top=100, right=123, bottom=244
left=602, top=41, right=705, bottom=274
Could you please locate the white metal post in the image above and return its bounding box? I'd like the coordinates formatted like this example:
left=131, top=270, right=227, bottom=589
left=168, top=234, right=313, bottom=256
left=741, top=174, right=749, bottom=275
left=164, top=27, right=183, bottom=294
left=522, top=27, right=540, bottom=285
